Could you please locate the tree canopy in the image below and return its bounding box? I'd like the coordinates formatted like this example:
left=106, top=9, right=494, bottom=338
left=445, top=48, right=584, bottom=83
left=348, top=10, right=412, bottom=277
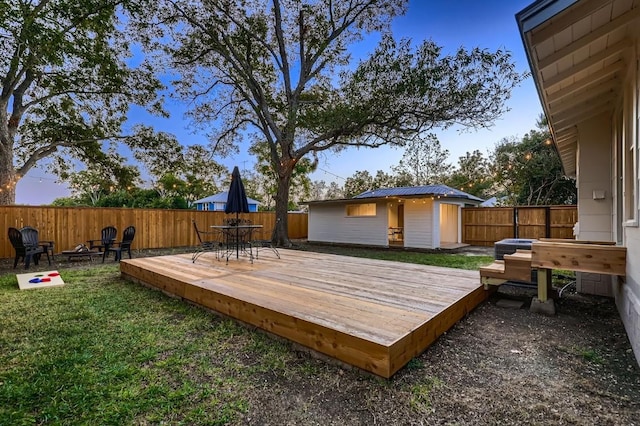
left=144, top=0, right=526, bottom=245
left=0, top=0, right=166, bottom=205
left=490, top=118, right=576, bottom=205
left=325, top=117, right=576, bottom=206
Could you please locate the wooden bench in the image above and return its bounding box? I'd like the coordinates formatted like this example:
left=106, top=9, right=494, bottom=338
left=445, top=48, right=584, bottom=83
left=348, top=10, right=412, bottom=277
left=531, top=239, right=626, bottom=303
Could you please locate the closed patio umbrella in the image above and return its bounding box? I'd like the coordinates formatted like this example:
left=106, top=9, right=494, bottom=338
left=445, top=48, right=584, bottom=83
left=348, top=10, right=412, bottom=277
left=225, top=166, right=250, bottom=258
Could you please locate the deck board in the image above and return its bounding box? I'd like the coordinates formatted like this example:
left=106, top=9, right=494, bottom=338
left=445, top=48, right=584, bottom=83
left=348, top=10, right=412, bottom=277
left=120, top=249, right=489, bottom=377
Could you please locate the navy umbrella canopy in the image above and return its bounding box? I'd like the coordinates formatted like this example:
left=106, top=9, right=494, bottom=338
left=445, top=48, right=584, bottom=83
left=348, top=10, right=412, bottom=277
left=225, top=166, right=250, bottom=259
left=225, top=166, right=250, bottom=216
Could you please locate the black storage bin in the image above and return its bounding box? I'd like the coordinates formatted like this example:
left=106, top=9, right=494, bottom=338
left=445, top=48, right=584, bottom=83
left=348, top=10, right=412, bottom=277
left=494, top=238, right=537, bottom=260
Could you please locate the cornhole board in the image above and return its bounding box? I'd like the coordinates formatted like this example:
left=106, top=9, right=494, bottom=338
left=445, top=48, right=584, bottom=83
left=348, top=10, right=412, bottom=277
left=16, top=271, right=65, bottom=290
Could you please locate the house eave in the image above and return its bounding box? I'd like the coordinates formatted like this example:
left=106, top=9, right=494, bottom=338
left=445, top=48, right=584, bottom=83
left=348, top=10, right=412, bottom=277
left=516, top=0, right=639, bottom=179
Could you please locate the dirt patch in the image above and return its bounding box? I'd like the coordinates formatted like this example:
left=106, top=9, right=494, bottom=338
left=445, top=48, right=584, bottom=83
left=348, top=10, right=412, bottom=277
left=3, top=245, right=638, bottom=424
left=237, top=286, right=639, bottom=425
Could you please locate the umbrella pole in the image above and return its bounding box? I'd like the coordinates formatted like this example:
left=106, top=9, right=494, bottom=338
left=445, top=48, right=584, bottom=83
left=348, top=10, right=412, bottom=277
left=236, top=212, right=239, bottom=259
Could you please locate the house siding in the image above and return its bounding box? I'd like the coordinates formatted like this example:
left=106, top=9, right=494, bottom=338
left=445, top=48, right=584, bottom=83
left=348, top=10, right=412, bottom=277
left=403, top=199, right=433, bottom=249
left=579, top=42, right=640, bottom=365
left=576, top=114, right=614, bottom=242
left=308, top=202, right=388, bottom=246
left=616, top=41, right=640, bottom=365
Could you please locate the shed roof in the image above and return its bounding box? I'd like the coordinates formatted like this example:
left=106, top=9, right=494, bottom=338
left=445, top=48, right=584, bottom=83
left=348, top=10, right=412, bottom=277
left=354, top=184, right=484, bottom=202
left=193, top=191, right=260, bottom=205
left=304, top=184, right=483, bottom=205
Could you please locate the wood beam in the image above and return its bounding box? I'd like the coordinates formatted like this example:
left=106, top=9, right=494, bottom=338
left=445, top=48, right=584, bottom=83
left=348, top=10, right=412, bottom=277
left=551, top=93, right=614, bottom=120
left=553, top=102, right=613, bottom=129
left=549, top=80, right=619, bottom=113
left=530, top=0, right=613, bottom=45
left=538, top=7, right=640, bottom=70
left=542, top=39, right=631, bottom=90
left=546, top=61, right=624, bottom=103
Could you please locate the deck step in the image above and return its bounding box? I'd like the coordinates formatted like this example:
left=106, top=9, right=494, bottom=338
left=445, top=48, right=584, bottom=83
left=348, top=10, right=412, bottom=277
left=480, top=250, right=533, bottom=287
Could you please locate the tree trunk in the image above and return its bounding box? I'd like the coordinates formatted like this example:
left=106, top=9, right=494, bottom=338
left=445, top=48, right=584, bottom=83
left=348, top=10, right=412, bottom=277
left=0, top=134, right=16, bottom=205
left=273, top=170, right=292, bottom=247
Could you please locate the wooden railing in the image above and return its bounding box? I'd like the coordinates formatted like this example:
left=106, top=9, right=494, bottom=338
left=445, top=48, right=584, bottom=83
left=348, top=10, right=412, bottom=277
left=0, top=206, right=308, bottom=258
left=462, top=205, right=577, bottom=246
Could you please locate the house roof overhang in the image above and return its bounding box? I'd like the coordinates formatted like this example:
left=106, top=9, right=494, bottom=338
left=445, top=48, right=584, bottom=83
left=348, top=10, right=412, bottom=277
left=516, top=0, right=640, bottom=178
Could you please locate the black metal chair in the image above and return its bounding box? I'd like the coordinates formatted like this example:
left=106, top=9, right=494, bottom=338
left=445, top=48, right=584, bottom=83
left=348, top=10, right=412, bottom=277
left=87, top=226, right=117, bottom=253
left=8, top=227, right=50, bottom=269
left=192, top=220, right=222, bottom=262
left=251, top=227, right=280, bottom=259
left=103, top=225, right=135, bottom=262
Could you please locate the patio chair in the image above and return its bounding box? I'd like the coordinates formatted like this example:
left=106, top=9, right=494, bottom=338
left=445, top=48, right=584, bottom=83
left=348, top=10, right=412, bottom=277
left=103, top=225, right=135, bottom=262
left=251, top=227, right=280, bottom=259
left=192, top=220, right=223, bottom=262
left=87, top=226, right=117, bottom=253
left=21, top=226, right=55, bottom=261
left=8, top=227, right=49, bottom=269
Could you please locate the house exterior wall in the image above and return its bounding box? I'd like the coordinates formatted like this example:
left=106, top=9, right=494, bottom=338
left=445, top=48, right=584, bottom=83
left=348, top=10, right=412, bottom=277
left=403, top=199, right=434, bottom=249
left=308, top=201, right=389, bottom=246
left=575, top=113, right=614, bottom=242
left=574, top=113, right=615, bottom=298
left=615, top=42, right=640, bottom=365
left=573, top=44, right=640, bottom=365
left=196, top=202, right=258, bottom=212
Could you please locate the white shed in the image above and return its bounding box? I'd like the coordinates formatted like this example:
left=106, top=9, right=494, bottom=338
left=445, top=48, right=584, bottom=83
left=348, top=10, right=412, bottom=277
left=306, top=185, right=483, bottom=249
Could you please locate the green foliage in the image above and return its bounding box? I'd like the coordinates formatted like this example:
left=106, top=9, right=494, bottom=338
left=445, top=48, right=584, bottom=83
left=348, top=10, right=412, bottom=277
left=491, top=116, right=576, bottom=205
left=343, top=170, right=375, bottom=198
left=445, top=150, right=493, bottom=199
left=0, top=0, right=166, bottom=205
left=246, top=142, right=316, bottom=210
left=392, top=134, right=452, bottom=185
left=52, top=187, right=191, bottom=209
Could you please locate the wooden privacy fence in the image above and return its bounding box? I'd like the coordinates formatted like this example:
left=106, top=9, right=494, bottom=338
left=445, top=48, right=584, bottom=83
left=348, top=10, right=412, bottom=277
left=0, top=206, right=308, bottom=259
left=462, top=206, right=578, bottom=246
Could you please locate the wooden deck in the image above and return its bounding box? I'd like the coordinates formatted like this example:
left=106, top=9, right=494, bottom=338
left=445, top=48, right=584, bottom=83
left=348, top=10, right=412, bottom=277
left=120, top=249, right=489, bottom=378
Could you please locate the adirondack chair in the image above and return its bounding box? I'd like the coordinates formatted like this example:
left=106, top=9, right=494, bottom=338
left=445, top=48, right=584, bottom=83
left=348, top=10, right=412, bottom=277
left=8, top=227, right=50, bottom=269
left=103, top=225, right=136, bottom=262
left=87, top=226, right=117, bottom=252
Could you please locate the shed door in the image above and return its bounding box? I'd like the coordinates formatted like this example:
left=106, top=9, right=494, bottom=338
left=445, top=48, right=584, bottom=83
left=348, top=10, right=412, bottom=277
left=439, top=204, right=459, bottom=244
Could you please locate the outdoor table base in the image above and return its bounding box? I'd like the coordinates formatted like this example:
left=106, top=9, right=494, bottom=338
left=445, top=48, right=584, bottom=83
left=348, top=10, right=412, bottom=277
left=211, top=225, right=263, bottom=264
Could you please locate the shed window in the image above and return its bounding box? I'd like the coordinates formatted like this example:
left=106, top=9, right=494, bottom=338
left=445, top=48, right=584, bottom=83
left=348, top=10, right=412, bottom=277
left=346, top=203, right=376, bottom=217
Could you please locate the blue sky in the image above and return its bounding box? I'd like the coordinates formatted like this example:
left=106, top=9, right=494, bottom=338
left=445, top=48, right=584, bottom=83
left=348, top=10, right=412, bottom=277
left=17, top=0, right=541, bottom=204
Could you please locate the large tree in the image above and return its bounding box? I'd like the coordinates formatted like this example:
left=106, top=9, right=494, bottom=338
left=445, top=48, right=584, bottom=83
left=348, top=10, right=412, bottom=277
left=392, top=134, right=452, bottom=185
left=446, top=150, right=493, bottom=199
left=150, top=0, right=524, bottom=245
left=0, top=0, right=164, bottom=205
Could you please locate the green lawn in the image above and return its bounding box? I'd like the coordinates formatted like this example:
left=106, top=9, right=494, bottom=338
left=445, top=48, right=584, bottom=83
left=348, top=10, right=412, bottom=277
left=0, top=265, right=286, bottom=425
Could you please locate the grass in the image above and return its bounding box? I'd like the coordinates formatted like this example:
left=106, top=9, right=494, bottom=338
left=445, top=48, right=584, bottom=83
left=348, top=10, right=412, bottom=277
left=0, top=266, right=263, bottom=425
left=293, top=244, right=494, bottom=270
